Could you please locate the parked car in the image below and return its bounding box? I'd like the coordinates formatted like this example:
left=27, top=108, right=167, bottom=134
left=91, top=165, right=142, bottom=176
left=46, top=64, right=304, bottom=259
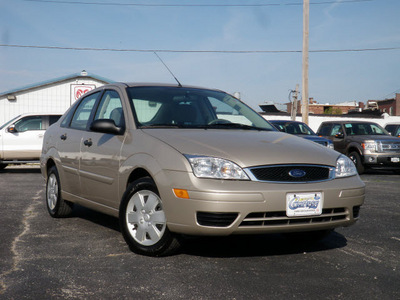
left=269, top=120, right=334, bottom=149
left=317, top=120, right=400, bottom=174
left=41, top=83, right=365, bottom=256
left=0, top=113, right=62, bottom=170
left=385, top=123, right=400, bottom=137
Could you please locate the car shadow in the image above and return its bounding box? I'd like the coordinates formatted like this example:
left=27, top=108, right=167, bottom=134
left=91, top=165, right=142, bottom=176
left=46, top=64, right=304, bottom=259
left=0, top=166, right=41, bottom=173
left=179, top=231, right=348, bottom=258
left=67, top=205, right=348, bottom=257
left=69, top=204, right=121, bottom=232
left=362, top=169, right=400, bottom=175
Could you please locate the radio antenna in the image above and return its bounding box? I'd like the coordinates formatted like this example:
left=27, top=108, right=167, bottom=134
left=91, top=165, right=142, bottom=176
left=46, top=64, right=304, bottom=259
left=154, top=52, right=182, bottom=87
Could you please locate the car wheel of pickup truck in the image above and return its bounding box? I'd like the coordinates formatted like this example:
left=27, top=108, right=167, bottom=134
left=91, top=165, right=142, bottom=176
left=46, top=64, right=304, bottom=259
left=46, top=166, right=73, bottom=217
left=348, top=151, right=365, bottom=175
left=119, top=177, right=180, bottom=256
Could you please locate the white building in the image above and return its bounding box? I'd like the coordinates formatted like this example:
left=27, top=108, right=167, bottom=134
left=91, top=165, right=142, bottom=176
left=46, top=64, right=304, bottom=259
left=0, top=70, right=111, bottom=125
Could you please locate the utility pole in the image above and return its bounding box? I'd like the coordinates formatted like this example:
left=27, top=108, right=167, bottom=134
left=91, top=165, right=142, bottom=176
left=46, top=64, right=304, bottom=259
left=301, top=0, right=309, bottom=124
left=291, top=84, right=299, bottom=121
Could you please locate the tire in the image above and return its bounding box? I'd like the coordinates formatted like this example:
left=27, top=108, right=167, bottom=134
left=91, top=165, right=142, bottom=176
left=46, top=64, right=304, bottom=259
left=348, top=151, right=365, bottom=175
left=0, top=163, right=8, bottom=171
left=119, top=177, right=180, bottom=256
left=46, top=166, right=73, bottom=217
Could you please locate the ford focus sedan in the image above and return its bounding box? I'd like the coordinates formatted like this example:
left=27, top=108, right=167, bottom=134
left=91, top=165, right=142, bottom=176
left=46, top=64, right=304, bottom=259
left=41, top=83, right=365, bottom=256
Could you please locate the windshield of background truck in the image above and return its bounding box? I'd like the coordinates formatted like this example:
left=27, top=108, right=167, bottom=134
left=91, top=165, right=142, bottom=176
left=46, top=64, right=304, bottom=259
left=345, top=123, right=388, bottom=136
left=127, top=86, right=275, bottom=131
left=0, top=115, right=21, bottom=130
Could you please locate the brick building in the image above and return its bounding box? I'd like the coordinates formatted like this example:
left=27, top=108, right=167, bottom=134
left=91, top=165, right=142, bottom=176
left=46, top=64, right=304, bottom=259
left=367, top=93, right=400, bottom=116
left=287, top=98, right=360, bottom=115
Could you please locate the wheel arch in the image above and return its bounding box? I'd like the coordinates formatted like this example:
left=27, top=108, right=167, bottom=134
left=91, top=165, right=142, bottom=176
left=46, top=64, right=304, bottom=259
left=126, top=167, right=153, bottom=188
left=346, top=144, right=363, bottom=157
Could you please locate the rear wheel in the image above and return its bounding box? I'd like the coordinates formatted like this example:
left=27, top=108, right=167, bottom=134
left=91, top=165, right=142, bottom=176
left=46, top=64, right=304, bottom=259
left=46, top=165, right=73, bottom=217
left=348, top=151, right=365, bottom=174
left=119, top=177, right=180, bottom=256
left=0, top=163, right=7, bottom=171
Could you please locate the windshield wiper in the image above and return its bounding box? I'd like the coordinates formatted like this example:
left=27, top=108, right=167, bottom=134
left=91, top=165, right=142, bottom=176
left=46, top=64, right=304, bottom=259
left=140, top=124, right=181, bottom=129
left=204, top=123, right=271, bottom=131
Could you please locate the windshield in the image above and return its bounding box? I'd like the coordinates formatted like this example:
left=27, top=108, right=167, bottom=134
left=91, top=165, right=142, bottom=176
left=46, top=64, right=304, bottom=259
left=345, top=123, right=388, bottom=136
left=272, top=121, right=315, bottom=135
left=127, top=86, right=275, bottom=131
left=0, top=115, right=21, bottom=130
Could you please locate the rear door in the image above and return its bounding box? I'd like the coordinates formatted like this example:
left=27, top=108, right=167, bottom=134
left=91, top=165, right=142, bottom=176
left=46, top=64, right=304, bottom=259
left=57, top=92, right=101, bottom=196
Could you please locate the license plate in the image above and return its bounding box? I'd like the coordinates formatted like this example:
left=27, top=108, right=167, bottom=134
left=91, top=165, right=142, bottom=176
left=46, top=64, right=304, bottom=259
left=286, top=192, right=323, bottom=217
left=391, top=157, right=400, bottom=163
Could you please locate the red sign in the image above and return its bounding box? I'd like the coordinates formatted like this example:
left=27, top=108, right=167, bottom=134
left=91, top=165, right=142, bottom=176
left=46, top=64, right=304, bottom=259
left=71, top=84, right=96, bottom=101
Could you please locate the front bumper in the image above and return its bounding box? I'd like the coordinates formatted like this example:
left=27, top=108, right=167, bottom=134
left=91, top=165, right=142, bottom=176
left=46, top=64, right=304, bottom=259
left=363, top=154, right=400, bottom=169
left=157, top=171, right=365, bottom=236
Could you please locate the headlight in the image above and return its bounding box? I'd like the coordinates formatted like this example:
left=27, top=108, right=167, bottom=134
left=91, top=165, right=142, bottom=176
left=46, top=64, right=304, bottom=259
left=335, top=154, right=358, bottom=178
left=361, top=141, right=380, bottom=153
left=185, top=155, right=250, bottom=180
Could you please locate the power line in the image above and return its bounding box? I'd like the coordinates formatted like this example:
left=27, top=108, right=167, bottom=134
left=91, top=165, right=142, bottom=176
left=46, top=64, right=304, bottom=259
left=0, top=44, right=399, bottom=53
left=23, top=0, right=373, bottom=7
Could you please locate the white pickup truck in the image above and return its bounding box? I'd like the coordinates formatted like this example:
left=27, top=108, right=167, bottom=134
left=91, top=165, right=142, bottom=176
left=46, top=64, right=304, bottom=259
left=0, top=113, right=62, bottom=170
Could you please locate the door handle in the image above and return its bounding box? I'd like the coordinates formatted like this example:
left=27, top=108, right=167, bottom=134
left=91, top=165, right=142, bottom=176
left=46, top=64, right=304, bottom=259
left=60, top=134, right=67, bottom=140
left=83, top=139, right=92, bottom=147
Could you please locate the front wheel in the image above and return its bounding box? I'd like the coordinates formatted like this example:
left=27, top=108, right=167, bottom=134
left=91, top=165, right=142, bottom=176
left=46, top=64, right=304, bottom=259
left=348, top=151, right=365, bottom=174
left=119, top=177, right=180, bottom=256
left=46, top=165, right=73, bottom=217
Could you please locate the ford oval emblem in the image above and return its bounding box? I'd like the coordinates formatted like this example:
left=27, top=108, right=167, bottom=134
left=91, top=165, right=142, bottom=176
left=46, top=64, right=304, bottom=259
left=289, top=169, right=306, bottom=178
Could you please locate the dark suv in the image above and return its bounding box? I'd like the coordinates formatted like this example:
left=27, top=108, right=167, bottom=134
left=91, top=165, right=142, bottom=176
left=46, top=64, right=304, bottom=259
left=317, top=120, right=400, bottom=174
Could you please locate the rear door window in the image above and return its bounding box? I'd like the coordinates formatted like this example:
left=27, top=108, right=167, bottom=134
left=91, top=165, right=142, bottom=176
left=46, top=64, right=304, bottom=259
left=70, top=92, right=101, bottom=130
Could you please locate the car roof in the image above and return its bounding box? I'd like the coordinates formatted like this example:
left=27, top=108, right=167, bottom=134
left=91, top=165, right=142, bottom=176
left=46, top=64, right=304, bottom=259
left=18, top=112, right=63, bottom=117
left=102, top=82, right=224, bottom=92
left=269, top=120, right=305, bottom=124
left=321, top=120, right=379, bottom=125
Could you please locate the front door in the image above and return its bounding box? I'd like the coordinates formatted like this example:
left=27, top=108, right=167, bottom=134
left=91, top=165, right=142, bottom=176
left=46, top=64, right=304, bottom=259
left=79, top=90, right=126, bottom=209
left=2, top=115, right=44, bottom=160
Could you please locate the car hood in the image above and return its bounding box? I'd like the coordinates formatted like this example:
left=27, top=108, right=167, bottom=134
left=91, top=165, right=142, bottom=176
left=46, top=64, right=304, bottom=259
left=142, top=129, right=340, bottom=167
left=298, top=135, right=330, bottom=142
left=350, top=135, right=400, bottom=142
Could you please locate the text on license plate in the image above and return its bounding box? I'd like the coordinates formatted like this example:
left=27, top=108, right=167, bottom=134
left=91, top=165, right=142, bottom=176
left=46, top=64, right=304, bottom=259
left=286, top=192, right=323, bottom=217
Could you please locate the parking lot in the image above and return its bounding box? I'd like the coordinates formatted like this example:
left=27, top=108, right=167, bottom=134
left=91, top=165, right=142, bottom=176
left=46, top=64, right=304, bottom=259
left=0, top=165, right=399, bottom=299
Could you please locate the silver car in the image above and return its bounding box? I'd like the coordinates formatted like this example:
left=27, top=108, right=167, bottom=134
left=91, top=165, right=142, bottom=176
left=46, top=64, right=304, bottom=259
left=41, top=83, right=365, bottom=256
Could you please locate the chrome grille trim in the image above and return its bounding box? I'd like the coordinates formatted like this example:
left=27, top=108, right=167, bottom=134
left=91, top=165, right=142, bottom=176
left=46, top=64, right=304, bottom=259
left=379, top=141, right=400, bottom=153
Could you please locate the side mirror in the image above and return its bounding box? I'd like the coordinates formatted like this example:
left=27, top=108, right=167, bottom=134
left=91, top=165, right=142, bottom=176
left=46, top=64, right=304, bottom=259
left=90, top=119, right=125, bottom=135
left=335, top=132, right=344, bottom=139
left=7, top=125, right=17, bottom=133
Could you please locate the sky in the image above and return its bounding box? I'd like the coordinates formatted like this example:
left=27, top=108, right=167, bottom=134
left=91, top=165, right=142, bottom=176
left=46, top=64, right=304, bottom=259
left=0, top=0, right=399, bottom=111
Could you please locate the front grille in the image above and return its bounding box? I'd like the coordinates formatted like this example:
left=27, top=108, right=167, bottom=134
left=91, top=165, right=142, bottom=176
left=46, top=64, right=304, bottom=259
left=380, top=142, right=400, bottom=153
left=197, top=212, right=238, bottom=227
left=240, top=208, right=347, bottom=227
left=248, top=165, right=333, bottom=183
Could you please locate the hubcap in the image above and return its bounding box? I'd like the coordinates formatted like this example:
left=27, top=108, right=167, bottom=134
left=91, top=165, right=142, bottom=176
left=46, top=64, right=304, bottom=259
left=47, top=173, right=58, bottom=210
left=126, top=190, right=166, bottom=246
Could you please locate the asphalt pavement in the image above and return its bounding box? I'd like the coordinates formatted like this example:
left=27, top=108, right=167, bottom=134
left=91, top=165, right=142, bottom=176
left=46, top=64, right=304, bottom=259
left=0, top=165, right=399, bottom=299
